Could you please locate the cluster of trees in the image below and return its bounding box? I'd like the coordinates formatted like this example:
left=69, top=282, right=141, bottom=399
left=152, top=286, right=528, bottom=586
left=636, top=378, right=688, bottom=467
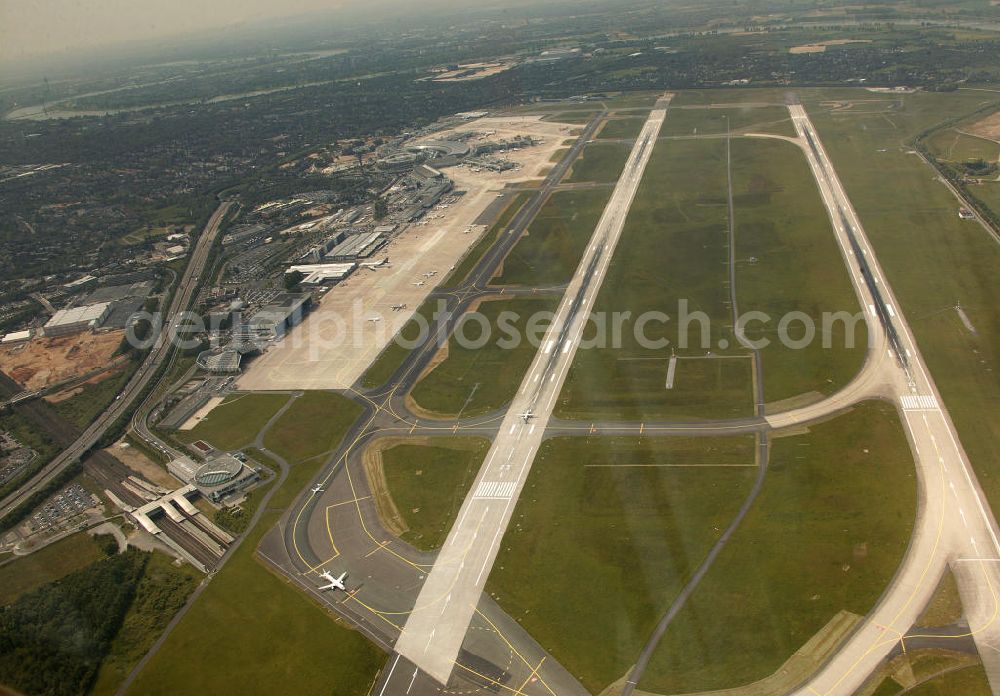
left=0, top=550, right=148, bottom=696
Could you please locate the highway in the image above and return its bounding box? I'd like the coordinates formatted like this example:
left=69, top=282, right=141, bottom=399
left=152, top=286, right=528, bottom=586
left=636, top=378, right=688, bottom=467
left=0, top=200, right=232, bottom=519
left=786, top=104, right=1000, bottom=694
left=393, top=95, right=671, bottom=684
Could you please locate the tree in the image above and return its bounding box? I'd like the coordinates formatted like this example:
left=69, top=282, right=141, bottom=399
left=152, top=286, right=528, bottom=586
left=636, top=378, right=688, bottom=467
left=374, top=196, right=389, bottom=220
left=284, top=270, right=304, bottom=291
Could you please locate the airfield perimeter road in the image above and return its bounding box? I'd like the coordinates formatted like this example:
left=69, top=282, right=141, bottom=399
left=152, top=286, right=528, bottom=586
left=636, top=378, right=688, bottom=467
left=393, top=95, right=671, bottom=684
left=784, top=104, right=1000, bottom=694
left=0, top=200, right=232, bottom=519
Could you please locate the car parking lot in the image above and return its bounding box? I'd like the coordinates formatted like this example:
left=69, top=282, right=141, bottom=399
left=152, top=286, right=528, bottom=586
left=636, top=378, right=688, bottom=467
left=29, top=483, right=98, bottom=533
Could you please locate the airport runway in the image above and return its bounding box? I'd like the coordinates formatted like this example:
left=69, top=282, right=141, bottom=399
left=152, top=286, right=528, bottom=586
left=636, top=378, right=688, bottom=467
left=257, top=94, right=1000, bottom=695
left=785, top=103, right=1000, bottom=695
left=393, top=96, right=672, bottom=684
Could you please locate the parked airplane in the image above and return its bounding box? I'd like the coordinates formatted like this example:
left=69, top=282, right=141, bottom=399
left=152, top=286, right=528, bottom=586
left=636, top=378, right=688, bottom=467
left=311, top=484, right=325, bottom=494
left=318, top=571, right=347, bottom=591
left=412, top=281, right=425, bottom=287
left=423, top=271, right=438, bottom=277
left=368, top=316, right=381, bottom=323
left=519, top=409, right=534, bottom=423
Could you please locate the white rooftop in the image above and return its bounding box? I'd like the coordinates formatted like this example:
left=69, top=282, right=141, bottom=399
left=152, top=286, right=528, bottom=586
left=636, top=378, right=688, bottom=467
left=45, top=302, right=110, bottom=328
left=1, top=329, right=31, bottom=343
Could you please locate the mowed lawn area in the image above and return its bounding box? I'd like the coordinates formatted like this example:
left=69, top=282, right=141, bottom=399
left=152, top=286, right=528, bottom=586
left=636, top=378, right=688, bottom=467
left=598, top=117, right=647, bottom=140
left=495, top=188, right=612, bottom=286
left=925, top=127, right=1000, bottom=165
left=410, top=297, right=559, bottom=417
left=557, top=137, right=756, bottom=421
left=662, top=106, right=797, bottom=138
left=731, top=137, right=868, bottom=406
left=486, top=435, right=758, bottom=693
left=262, top=391, right=363, bottom=465
left=173, top=392, right=289, bottom=451
left=878, top=663, right=992, bottom=696
left=381, top=438, right=489, bottom=550
left=0, top=533, right=104, bottom=605
left=565, top=141, right=631, bottom=183
left=803, top=89, right=1000, bottom=516
left=128, top=392, right=384, bottom=696
left=640, top=401, right=915, bottom=692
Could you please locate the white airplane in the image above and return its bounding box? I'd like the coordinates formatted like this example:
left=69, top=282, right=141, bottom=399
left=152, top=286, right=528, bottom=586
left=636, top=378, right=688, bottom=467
left=391, top=304, right=407, bottom=311
left=368, top=316, right=381, bottom=323
left=423, top=271, right=438, bottom=277
left=311, top=484, right=324, bottom=494
left=519, top=409, right=534, bottom=423
left=318, top=570, right=347, bottom=591
left=412, top=281, right=425, bottom=287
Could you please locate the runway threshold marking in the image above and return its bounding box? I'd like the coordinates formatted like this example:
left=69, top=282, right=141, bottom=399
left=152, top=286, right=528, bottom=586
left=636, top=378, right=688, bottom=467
left=900, top=394, right=939, bottom=411
left=473, top=480, right=516, bottom=499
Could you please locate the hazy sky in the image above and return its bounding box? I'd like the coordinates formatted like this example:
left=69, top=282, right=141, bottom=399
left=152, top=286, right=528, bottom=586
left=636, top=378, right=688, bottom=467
left=0, top=0, right=351, bottom=63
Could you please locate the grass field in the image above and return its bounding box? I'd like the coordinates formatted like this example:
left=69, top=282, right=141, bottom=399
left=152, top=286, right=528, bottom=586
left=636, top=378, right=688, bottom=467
left=802, top=88, right=1000, bottom=516
left=128, top=393, right=383, bottom=696
left=495, top=188, right=612, bottom=286
left=671, top=90, right=785, bottom=106
left=174, top=393, right=289, bottom=451
left=602, top=92, right=660, bottom=109
left=731, top=137, right=868, bottom=406
left=262, top=391, right=363, bottom=465
left=906, top=664, right=992, bottom=695
left=598, top=117, right=647, bottom=140
left=91, top=552, right=202, bottom=696
left=0, top=533, right=103, bottom=605
left=662, top=106, right=797, bottom=138
left=925, top=127, right=1000, bottom=164
left=639, top=401, right=916, bottom=693
left=381, top=438, right=489, bottom=550
left=872, top=663, right=992, bottom=696
left=541, top=110, right=601, bottom=124
left=410, top=297, right=559, bottom=417
left=557, top=136, right=756, bottom=421
left=485, top=435, right=757, bottom=692
left=970, top=180, right=1000, bottom=218
left=565, top=141, right=631, bottom=183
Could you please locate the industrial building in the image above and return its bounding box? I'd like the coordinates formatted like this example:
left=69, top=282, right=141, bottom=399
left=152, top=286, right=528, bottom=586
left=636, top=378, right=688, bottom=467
left=302, top=230, right=349, bottom=263
left=0, top=330, right=31, bottom=344
left=246, top=293, right=311, bottom=340
left=42, top=302, right=111, bottom=336
left=326, top=231, right=387, bottom=262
